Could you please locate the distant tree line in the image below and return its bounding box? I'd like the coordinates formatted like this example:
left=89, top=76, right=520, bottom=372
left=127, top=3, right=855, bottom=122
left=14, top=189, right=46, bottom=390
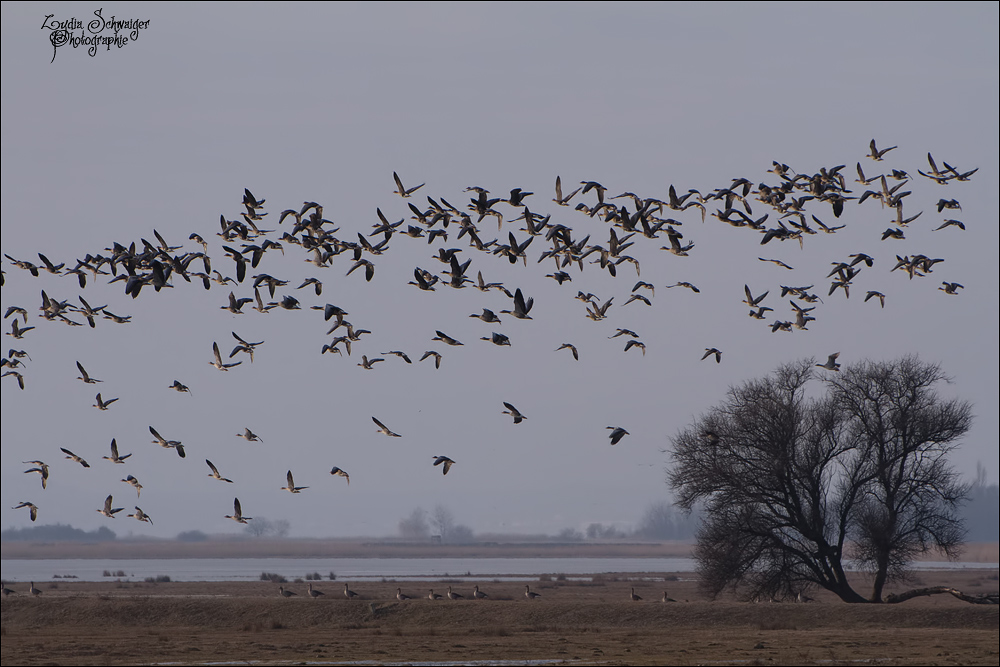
left=1, top=523, right=116, bottom=542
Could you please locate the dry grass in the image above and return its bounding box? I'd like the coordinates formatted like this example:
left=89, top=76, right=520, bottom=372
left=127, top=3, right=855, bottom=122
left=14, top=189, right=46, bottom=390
left=1, top=570, right=996, bottom=666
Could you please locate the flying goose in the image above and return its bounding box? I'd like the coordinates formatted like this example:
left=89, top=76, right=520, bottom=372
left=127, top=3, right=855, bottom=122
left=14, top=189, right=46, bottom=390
left=237, top=427, right=263, bottom=443
left=150, top=426, right=185, bottom=458
left=12, top=501, right=38, bottom=522
left=281, top=470, right=308, bottom=493
left=502, top=402, right=526, bottom=424
left=128, top=506, right=153, bottom=524
left=607, top=427, right=630, bottom=445
left=61, top=448, right=90, bottom=468
left=393, top=171, right=425, bottom=198
left=432, top=330, right=463, bottom=346
left=102, top=439, right=131, bottom=464
left=867, top=138, right=897, bottom=161
left=419, top=350, right=442, bottom=369
left=329, top=467, right=350, bottom=485
left=97, top=494, right=124, bottom=518
left=373, top=416, right=402, bottom=437
left=210, top=342, right=242, bottom=370
left=23, top=461, right=49, bottom=489
left=122, top=474, right=143, bottom=497
left=556, top=343, right=579, bottom=360
left=93, top=393, right=119, bottom=410
left=939, top=282, right=964, bottom=295
left=75, top=361, right=102, bottom=384
left=169, top=380, right=191, bottom=394
left=224, top=497, right=252, bottom=523
left=817, top=352, right=841, bottom=371
left=501, top=288, right=534, bottom=319
left=433, top=456, right=455, bottom=475
left=206, top=459, right=234, bottom=483
left=701, top=348, right=722, bottom=363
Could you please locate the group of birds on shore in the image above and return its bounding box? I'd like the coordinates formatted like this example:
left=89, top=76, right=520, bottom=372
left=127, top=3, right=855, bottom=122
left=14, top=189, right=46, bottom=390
left=3, top=140, right=974, bottom=531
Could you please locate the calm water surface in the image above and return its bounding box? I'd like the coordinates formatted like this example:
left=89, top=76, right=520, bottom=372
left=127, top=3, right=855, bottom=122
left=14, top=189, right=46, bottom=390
left=2, top=557, right=993, bottom=583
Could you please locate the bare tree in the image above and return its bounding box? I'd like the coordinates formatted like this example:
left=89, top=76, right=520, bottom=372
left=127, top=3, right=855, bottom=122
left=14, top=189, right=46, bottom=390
left=670, top=356, right=973, bottom=604
left=244, top=517, right=289, bottom=538
left=398, top=507, right=430, bottom=539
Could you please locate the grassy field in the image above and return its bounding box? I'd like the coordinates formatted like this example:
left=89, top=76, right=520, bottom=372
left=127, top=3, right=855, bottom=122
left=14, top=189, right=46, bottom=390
left=2, top=569, right=997, bottom=665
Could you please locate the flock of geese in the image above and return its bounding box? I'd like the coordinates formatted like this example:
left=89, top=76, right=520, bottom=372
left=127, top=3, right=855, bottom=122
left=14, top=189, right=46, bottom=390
left=2, top=141, right=974, bottom=533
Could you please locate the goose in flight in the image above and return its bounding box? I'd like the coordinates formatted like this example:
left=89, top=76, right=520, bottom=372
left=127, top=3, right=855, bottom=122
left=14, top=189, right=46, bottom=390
left=225, top=497, right=252, bottom=523
left=330, top=467, right=350, bottom=485
left=502, top=402, right=526, bottom=424
left=76, top=361, right=102, bottom=384
left=552, top=175, right=581, bottom=206
left=556, top=343, right=579, bottom=361
left=382, top=350, right=412, bottom=363
left=122, top=474, right=143, bottom=497
left=867, top=138, right=897, bottom=161
left=481, top=332, right=511, bottom=347
left=419, top=350, right=443, bottom=369
left=623, top=340, right=646, bottom=356
left=607, top=426, right=630, bottom=445
left=501, top=288, right=534, bottom=319
left=358, top=355, right=385, bottom=370
left=23, top=461, right=49, bottom=489
left=432, top=456, right=455, bottom=475
left=169, top=380, right=191, bottom=394
left=3, top=369, right=25, bottom=390
left=128, top=506, right=153, bottom=524
left=743, top=285, right=769, bottom=308
left=150, top=426, right=185, bottom=458
left=701, top=348, right=722, bottom=363
left=102, top=439, right=131, bottom=464
left=667, top=281, right=700, bottom=293
left=393, top=171, right=424, bottom=198
left=432, top=330, right=463, bottom=346
left=93, top=393, right=119, bottom=410
left=373, top=416, right=402, bottom=437
left=525, top=585, right=541, bottom=599
left=939, top=282, right=964, bottom=295
left=97, top=494, right=124, bottom=518
left=13, top=501, right=38, bottom=522
left=237, top=427, right=263, bottom=443
left=210, top=342, right=242, bottom=370
left=816, top=352, right=841, bottom=371
left=281, top=470, right=308, bottom=493
left=61, top=447, right=90, bottom=468
left=469, top=308, right=502, bottom=324
left=864, top=291, right=886, bottom=308
left=206, top=459, right=234, bottom=483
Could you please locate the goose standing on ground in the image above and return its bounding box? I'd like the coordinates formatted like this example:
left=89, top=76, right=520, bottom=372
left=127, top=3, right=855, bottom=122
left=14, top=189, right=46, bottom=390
left=447, top=586, right=464, bottom=600
left=630, top=587, right=642, bottom=601
left=308, top=583, right=324, bottom=598
left=525, top=585, right=541, bottom=599
left=29, top=582, right=42, bottom=597
left=428, top=589, right=443, bottom=600
left=279, top=586, right=297, bottom=598
left=344, top=583, right=359, bottom=599
left=661, top=591, right=677, bottom=602
left=473, top=585, right=489, bottom=599
left=397, top=588, right=412, bottom=601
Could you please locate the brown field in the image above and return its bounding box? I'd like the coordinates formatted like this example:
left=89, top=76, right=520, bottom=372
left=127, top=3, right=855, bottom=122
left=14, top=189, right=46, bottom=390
left=2, top=568, right=997, bottom=666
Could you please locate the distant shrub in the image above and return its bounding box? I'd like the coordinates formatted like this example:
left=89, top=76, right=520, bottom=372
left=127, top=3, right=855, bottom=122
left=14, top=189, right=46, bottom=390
left=144, top=575, right=171, bottom=583
left=328, top=571, right=337, bottom=581
left=176, top=530, right=208, bottom=542
left=260, top=572, right=287, bottom=583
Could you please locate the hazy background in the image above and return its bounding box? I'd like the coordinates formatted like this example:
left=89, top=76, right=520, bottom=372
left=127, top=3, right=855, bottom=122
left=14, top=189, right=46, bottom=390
left=2, top=2, right=997, bottom=539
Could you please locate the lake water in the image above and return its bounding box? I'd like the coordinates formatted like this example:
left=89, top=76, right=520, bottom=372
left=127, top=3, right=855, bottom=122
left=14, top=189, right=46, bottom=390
left=2, top=557, right=994, bottom=583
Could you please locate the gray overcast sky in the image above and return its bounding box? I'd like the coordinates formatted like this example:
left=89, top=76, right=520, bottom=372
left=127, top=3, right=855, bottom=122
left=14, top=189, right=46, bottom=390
left=2, top=2, right=997, bottom=538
